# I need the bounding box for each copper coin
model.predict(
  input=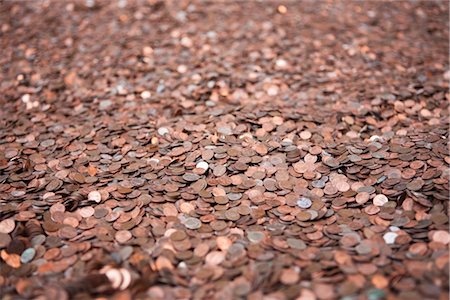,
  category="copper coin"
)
[355,192,370,204]
[0,219,15,234]
[373,194,388,206]
[115,230,132,244]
